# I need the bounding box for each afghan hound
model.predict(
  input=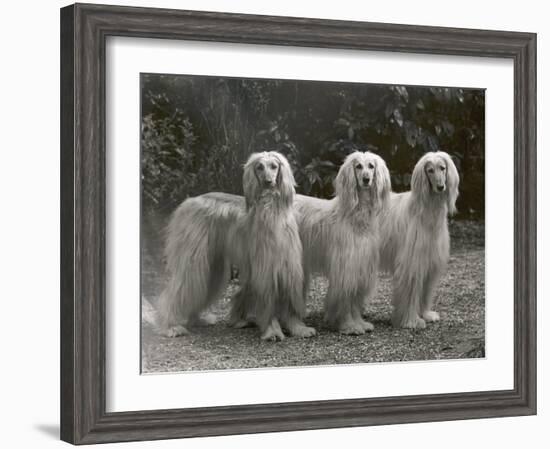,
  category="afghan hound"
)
[157,151,314,341]
[379,151,459,329]
[295,151,391,334]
